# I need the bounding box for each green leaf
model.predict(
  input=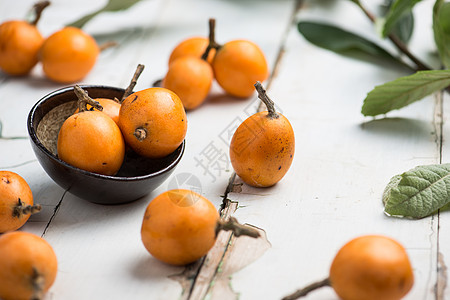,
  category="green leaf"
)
[382,0,422,38]
[433,0,450,68]
[361,69,450,116]
[380,0,414,44]
[297,21,406,68]
[391,11,414,44]
[66,0,144,28]
[383,164,450,218]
